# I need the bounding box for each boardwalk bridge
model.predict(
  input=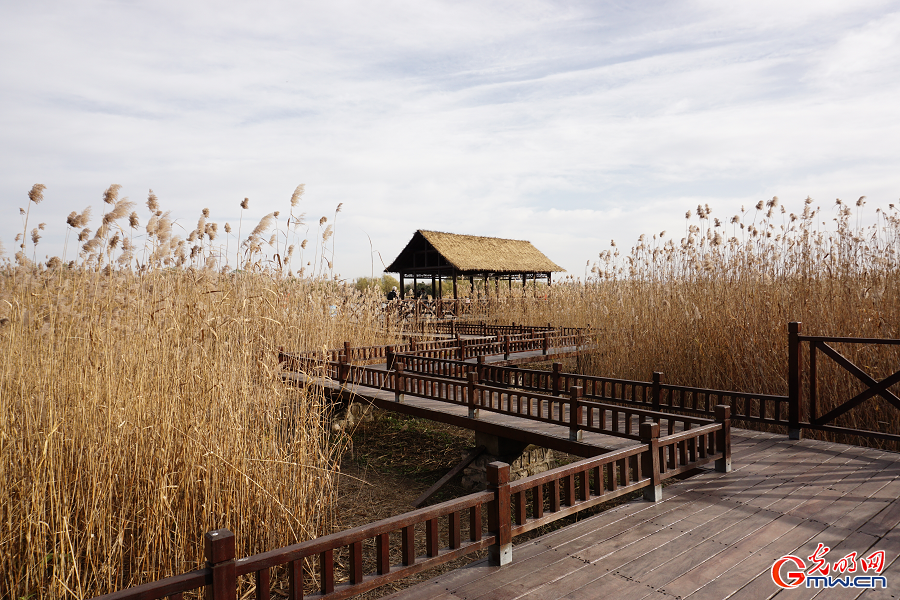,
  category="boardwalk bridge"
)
[94,322,900,600]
